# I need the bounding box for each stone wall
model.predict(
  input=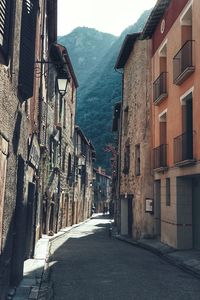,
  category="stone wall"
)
[120,39,154,239]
